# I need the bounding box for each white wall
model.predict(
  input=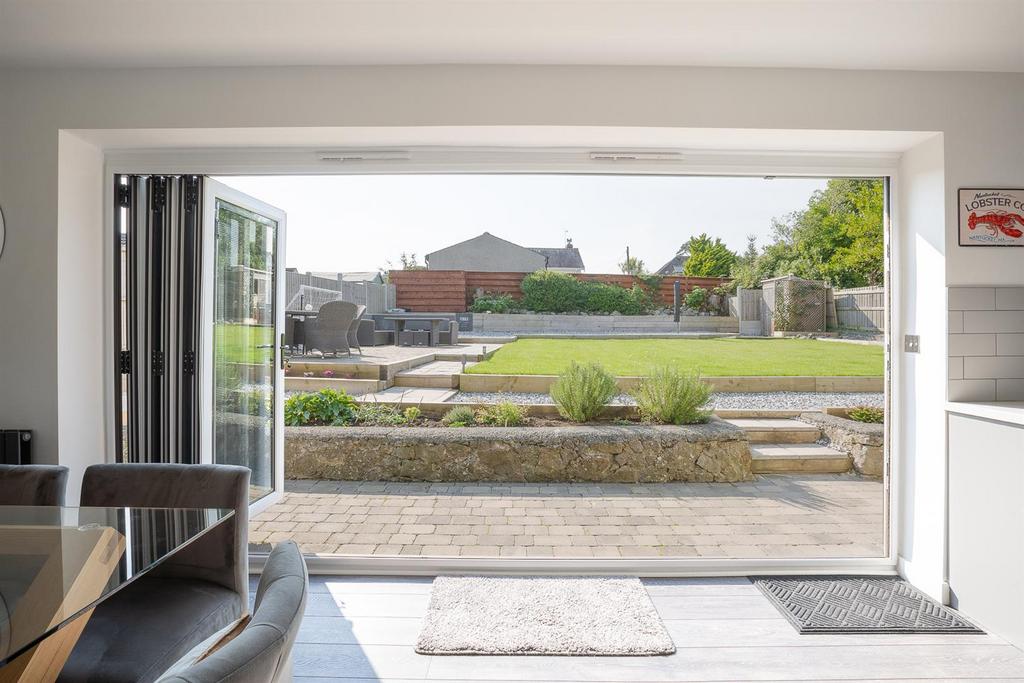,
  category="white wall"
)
[55,131,106,504]
[1,65,1023,594]
[895,134,948,597]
